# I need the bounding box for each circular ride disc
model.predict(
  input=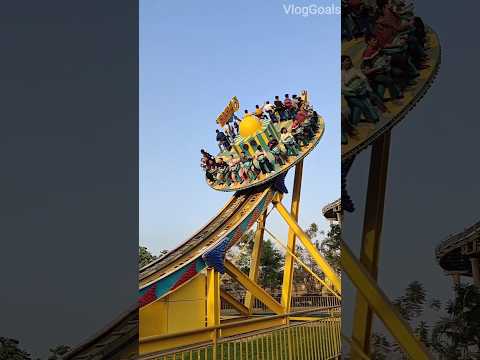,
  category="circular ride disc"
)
[341,27,441,161]
[208,115,325,192]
